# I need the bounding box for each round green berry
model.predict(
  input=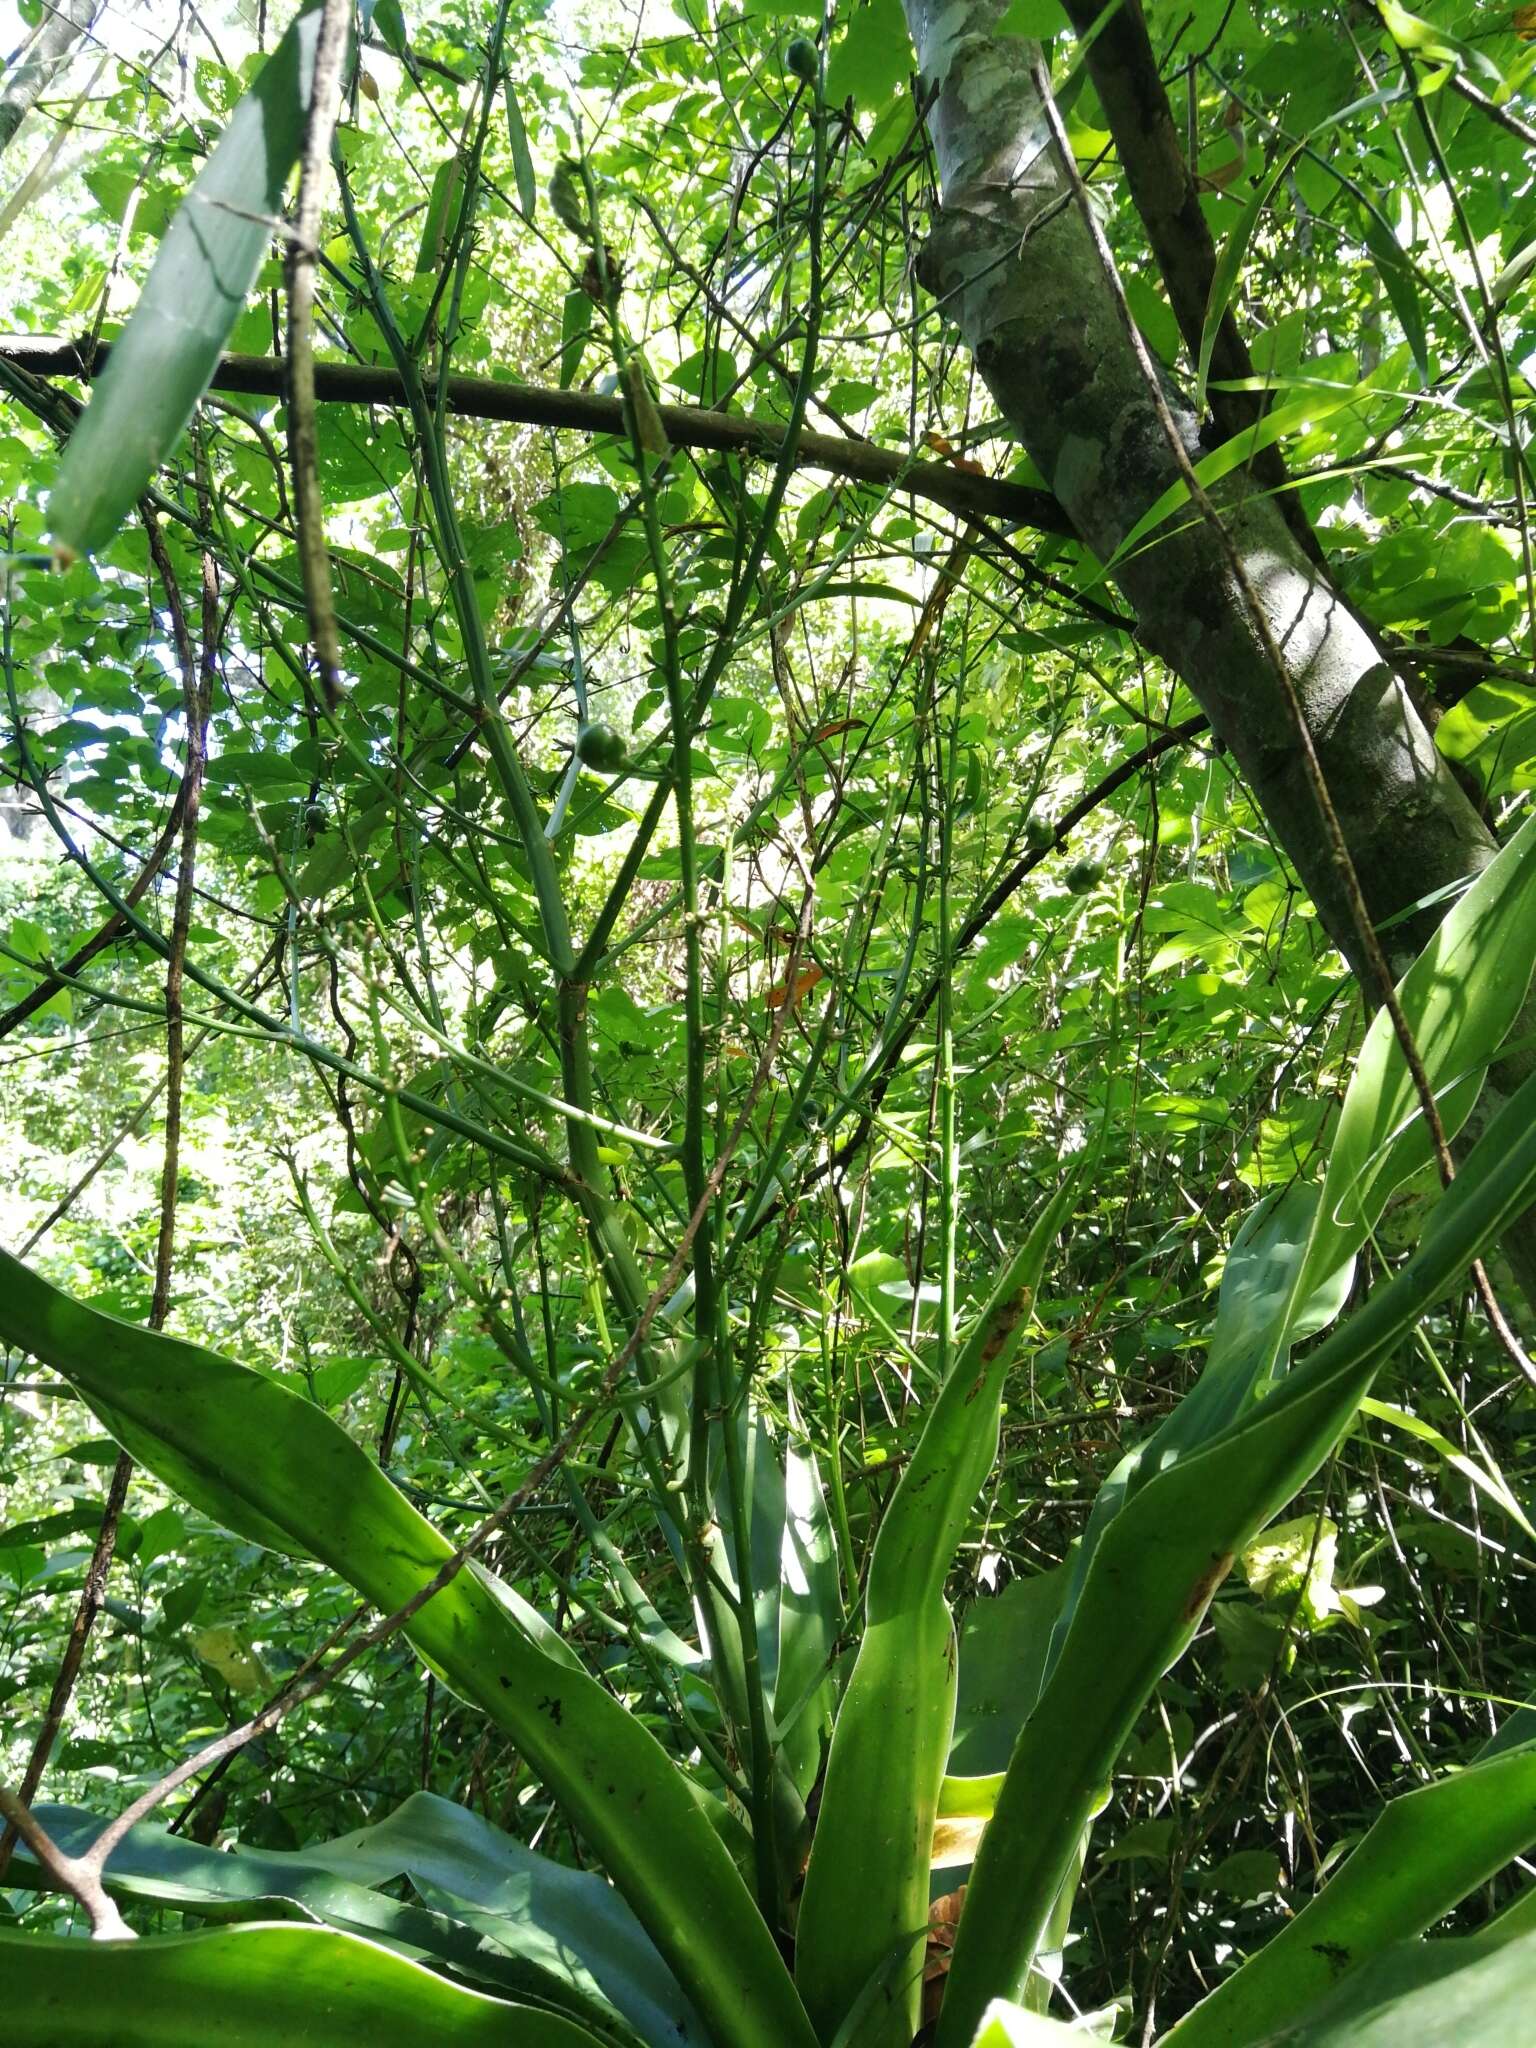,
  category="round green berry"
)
[575,721,627,773]
[1065,856,1105,895]
[786,35,818,83]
